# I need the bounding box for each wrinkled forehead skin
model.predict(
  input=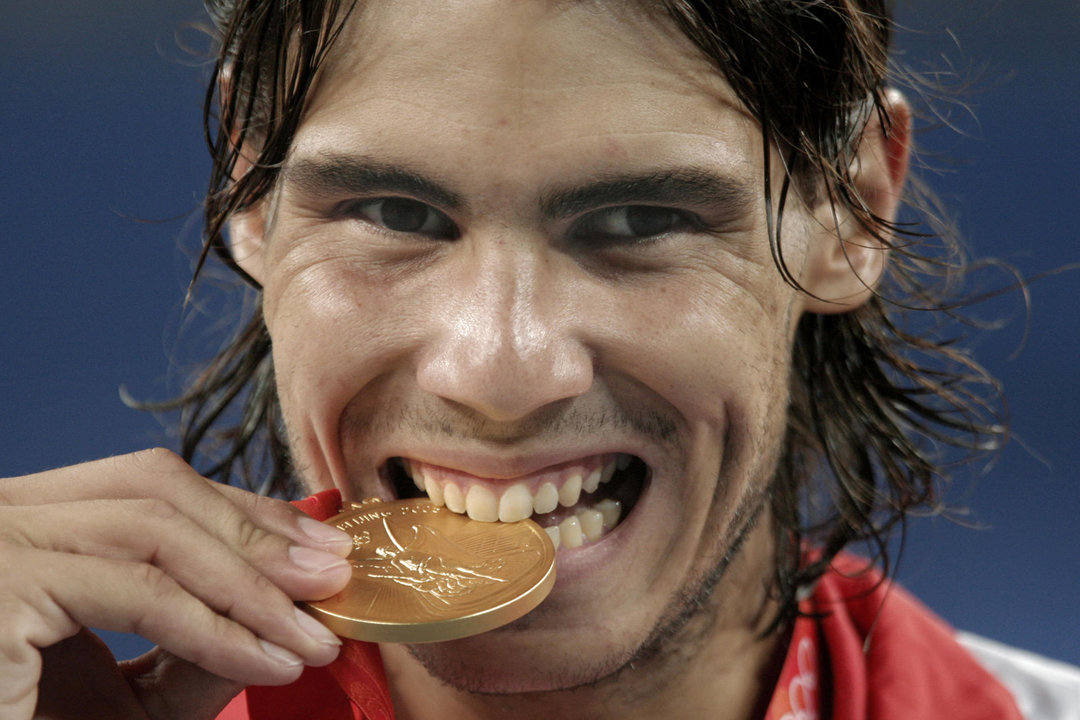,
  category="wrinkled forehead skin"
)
[294,0,761,172]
